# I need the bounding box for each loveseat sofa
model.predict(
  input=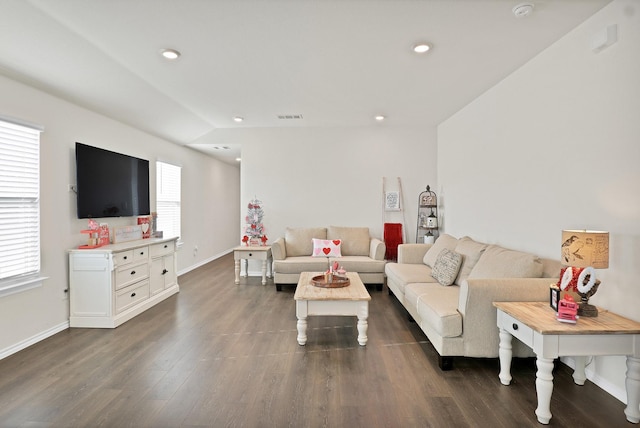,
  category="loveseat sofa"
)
[385,234,561,370]
[272,226,386,291]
